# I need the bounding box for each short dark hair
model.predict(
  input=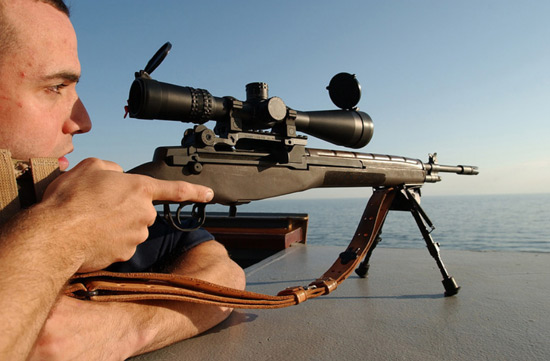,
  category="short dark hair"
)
[39,0,70,16]
[0,1,69,64]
